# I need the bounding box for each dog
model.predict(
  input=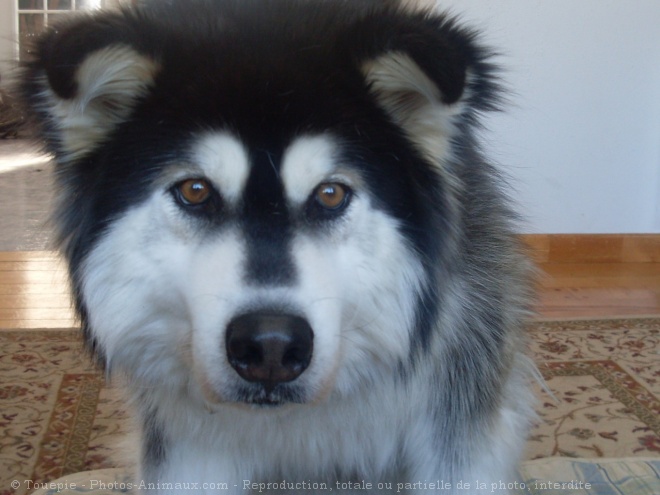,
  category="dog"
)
[19,1,536,493]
